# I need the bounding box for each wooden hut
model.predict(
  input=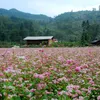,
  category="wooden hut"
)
[91,40,100,45]
[23,36,55,46]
